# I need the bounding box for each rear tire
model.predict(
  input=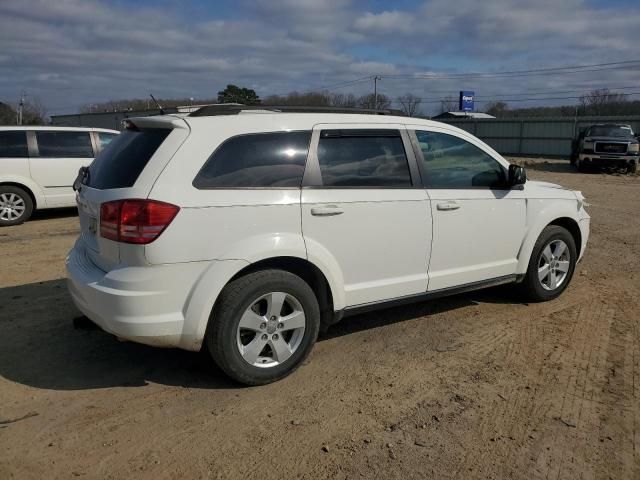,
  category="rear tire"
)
[519,226,577,302]
[0,186,33,226]
[206,269,320,385]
